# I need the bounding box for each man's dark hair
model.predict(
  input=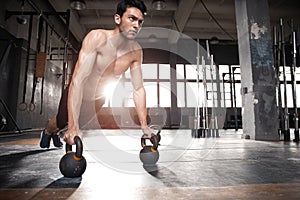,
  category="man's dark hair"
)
[116,0,147,17]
